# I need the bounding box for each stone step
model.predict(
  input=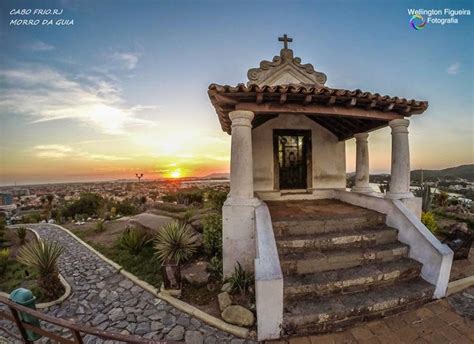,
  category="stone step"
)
[276,226,398,253]
[284,258,422,298]
[283,278,434,336]
[280,242,409,275]
[272,213,386,236]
